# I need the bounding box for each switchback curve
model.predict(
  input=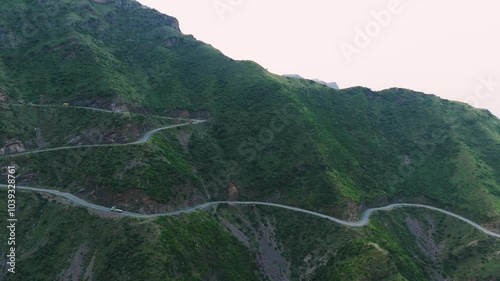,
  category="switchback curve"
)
[1,185,499,239]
